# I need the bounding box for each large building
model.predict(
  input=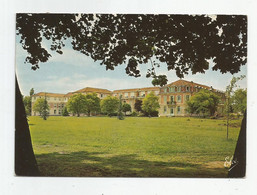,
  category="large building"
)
[31,79,225,117]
